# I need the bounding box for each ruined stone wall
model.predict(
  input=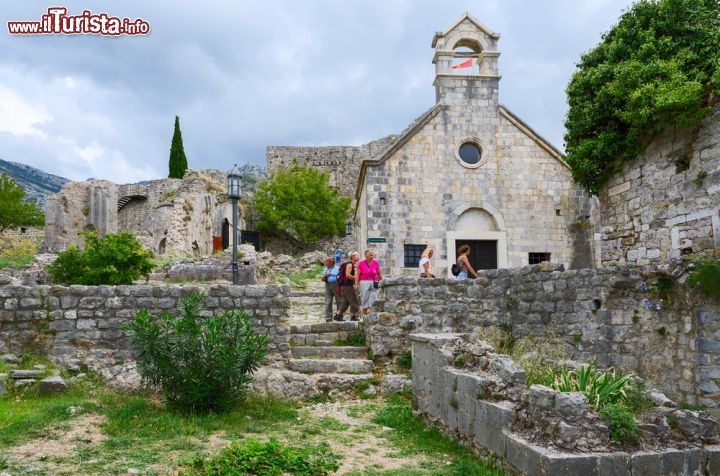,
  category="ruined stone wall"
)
[366,263,720,406]
[412,333,720,475]
[0,284,291,366]
[600,105,720,265]
[266,136,396,198]
[44,170,236,256]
